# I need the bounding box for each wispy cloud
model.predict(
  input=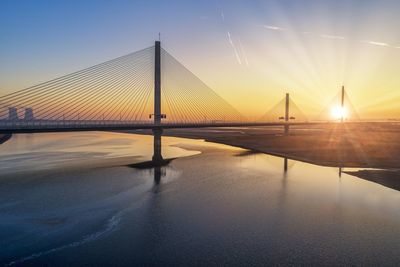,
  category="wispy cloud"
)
[319,34,345,40]
[227,31,242,65]
[362,40,390,47]
[258,24,396,49]
[261,25,345,40]
[262,25,285,31]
